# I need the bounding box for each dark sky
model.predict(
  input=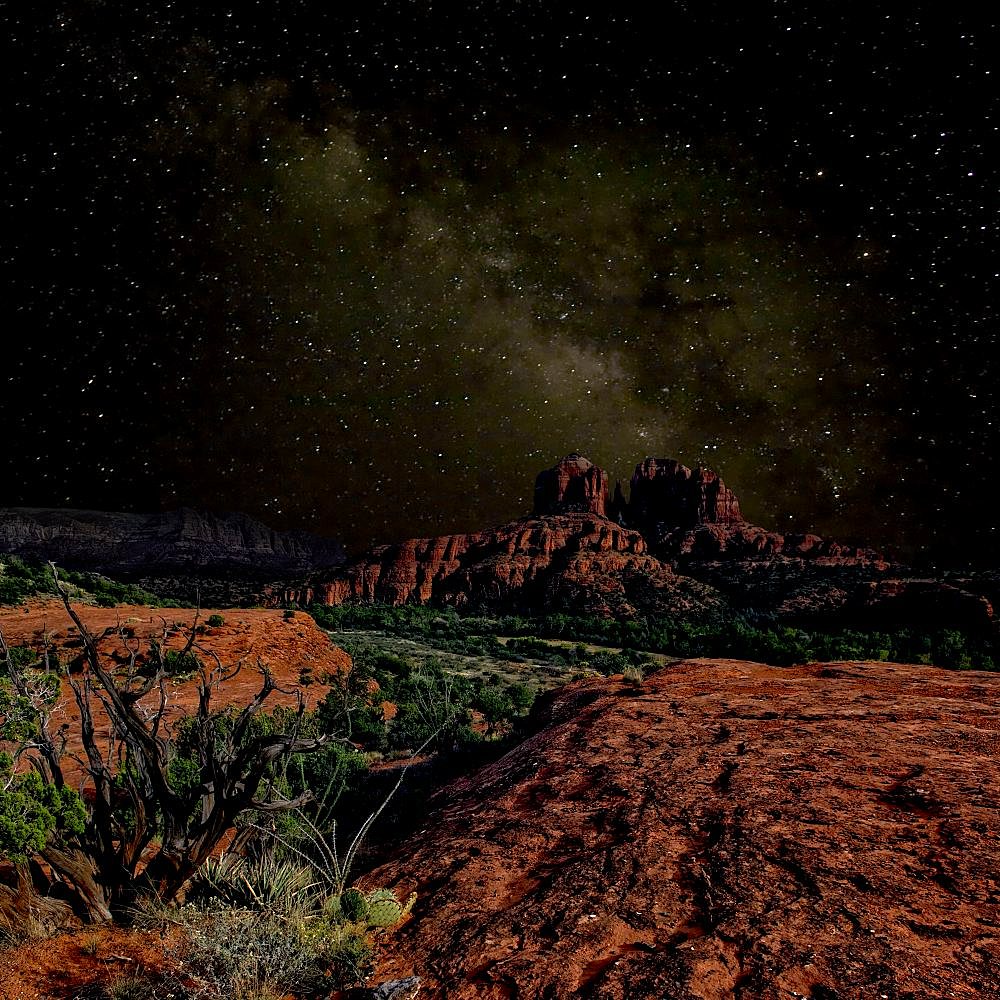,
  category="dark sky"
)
[2,4,997,564]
